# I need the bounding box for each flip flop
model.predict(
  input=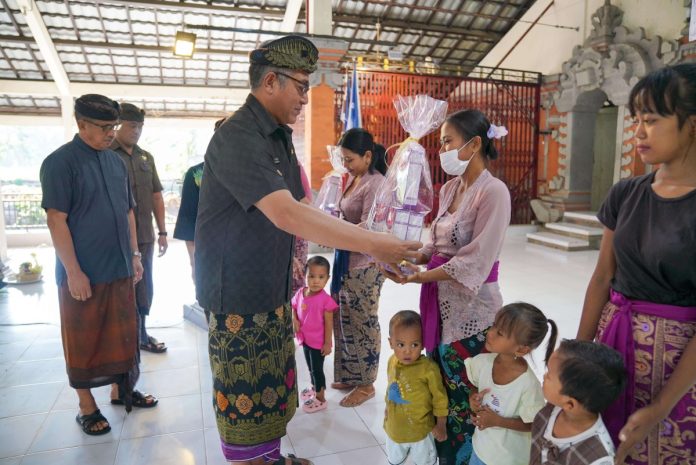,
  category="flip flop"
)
[302,398,327,414]
[339,387,375,407]
[75,409,111,436]
[111,390,158,408]
[140,336,167,353]
[300,387,315,402]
